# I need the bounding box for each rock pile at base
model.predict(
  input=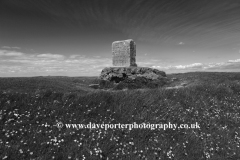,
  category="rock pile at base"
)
[100,67,166,82]
[99,67,167,89]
